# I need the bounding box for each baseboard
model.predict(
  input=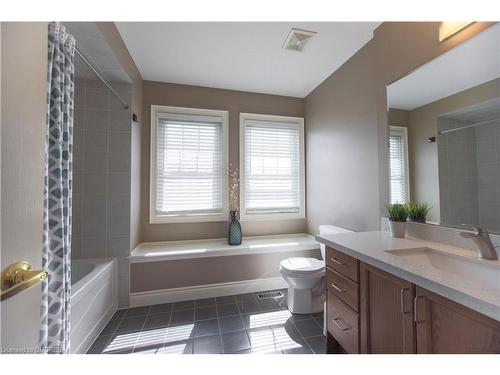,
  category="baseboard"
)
[129,277,288,307]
